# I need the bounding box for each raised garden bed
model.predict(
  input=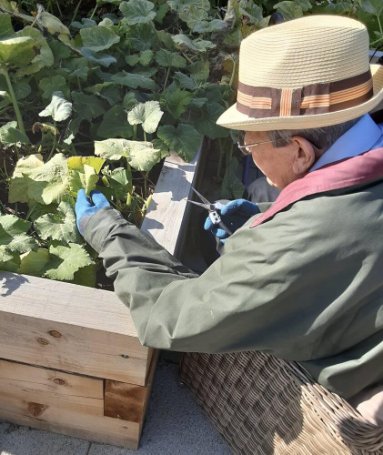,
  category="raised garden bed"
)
[0,148,201,448]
